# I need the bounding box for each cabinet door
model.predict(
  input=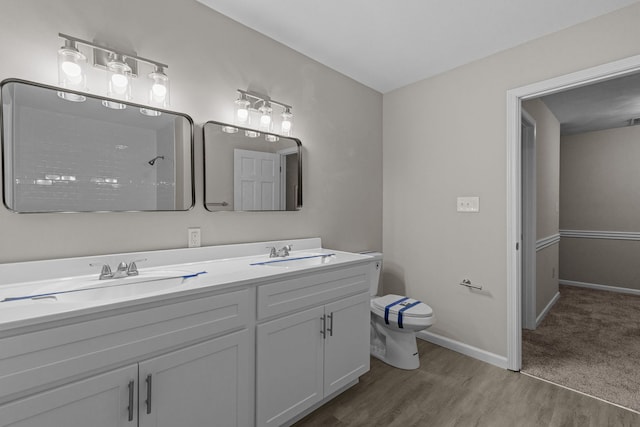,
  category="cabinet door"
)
[0,364,137,427]
[324,292,371,396]
[256,306,325,427]
[139,330,251,427]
